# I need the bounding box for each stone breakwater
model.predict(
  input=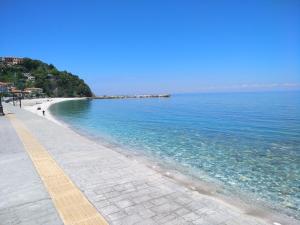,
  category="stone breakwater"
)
[92,94,171,99]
